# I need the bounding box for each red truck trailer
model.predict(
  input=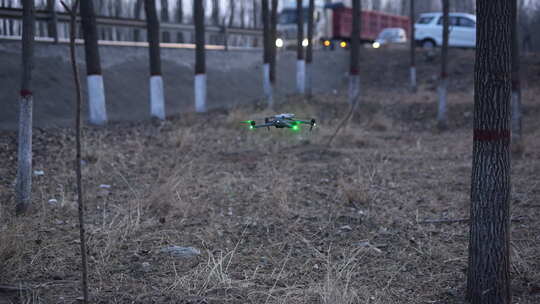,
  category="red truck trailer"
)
[276,2,409,49]
[322,4,410,47]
